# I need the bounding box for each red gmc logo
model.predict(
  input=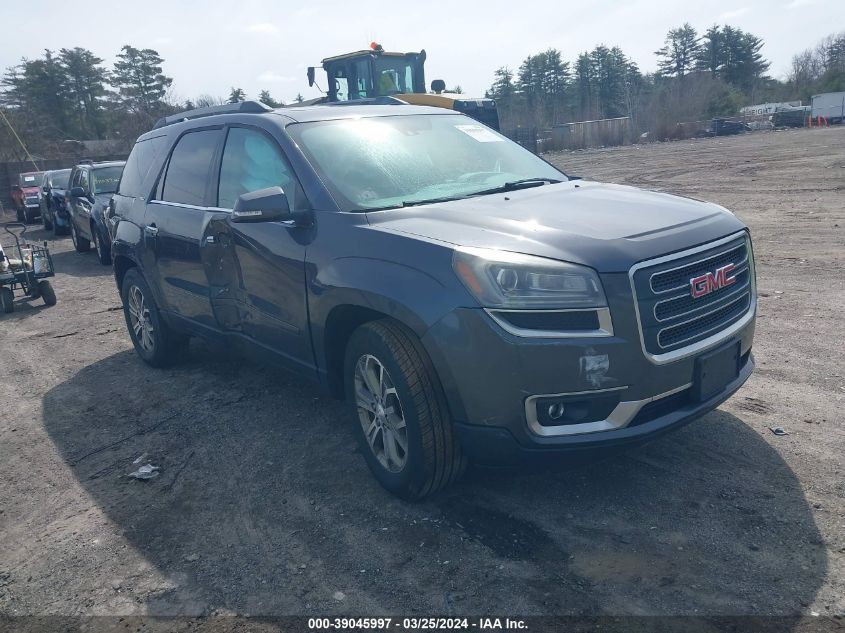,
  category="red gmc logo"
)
[690,263,737,298]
